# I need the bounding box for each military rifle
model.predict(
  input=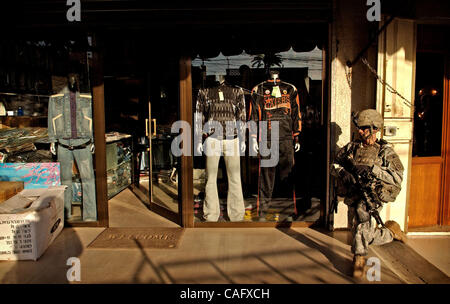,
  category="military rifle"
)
[341,153,385,228]
[327,178,338,231]
[343,111,385,227]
